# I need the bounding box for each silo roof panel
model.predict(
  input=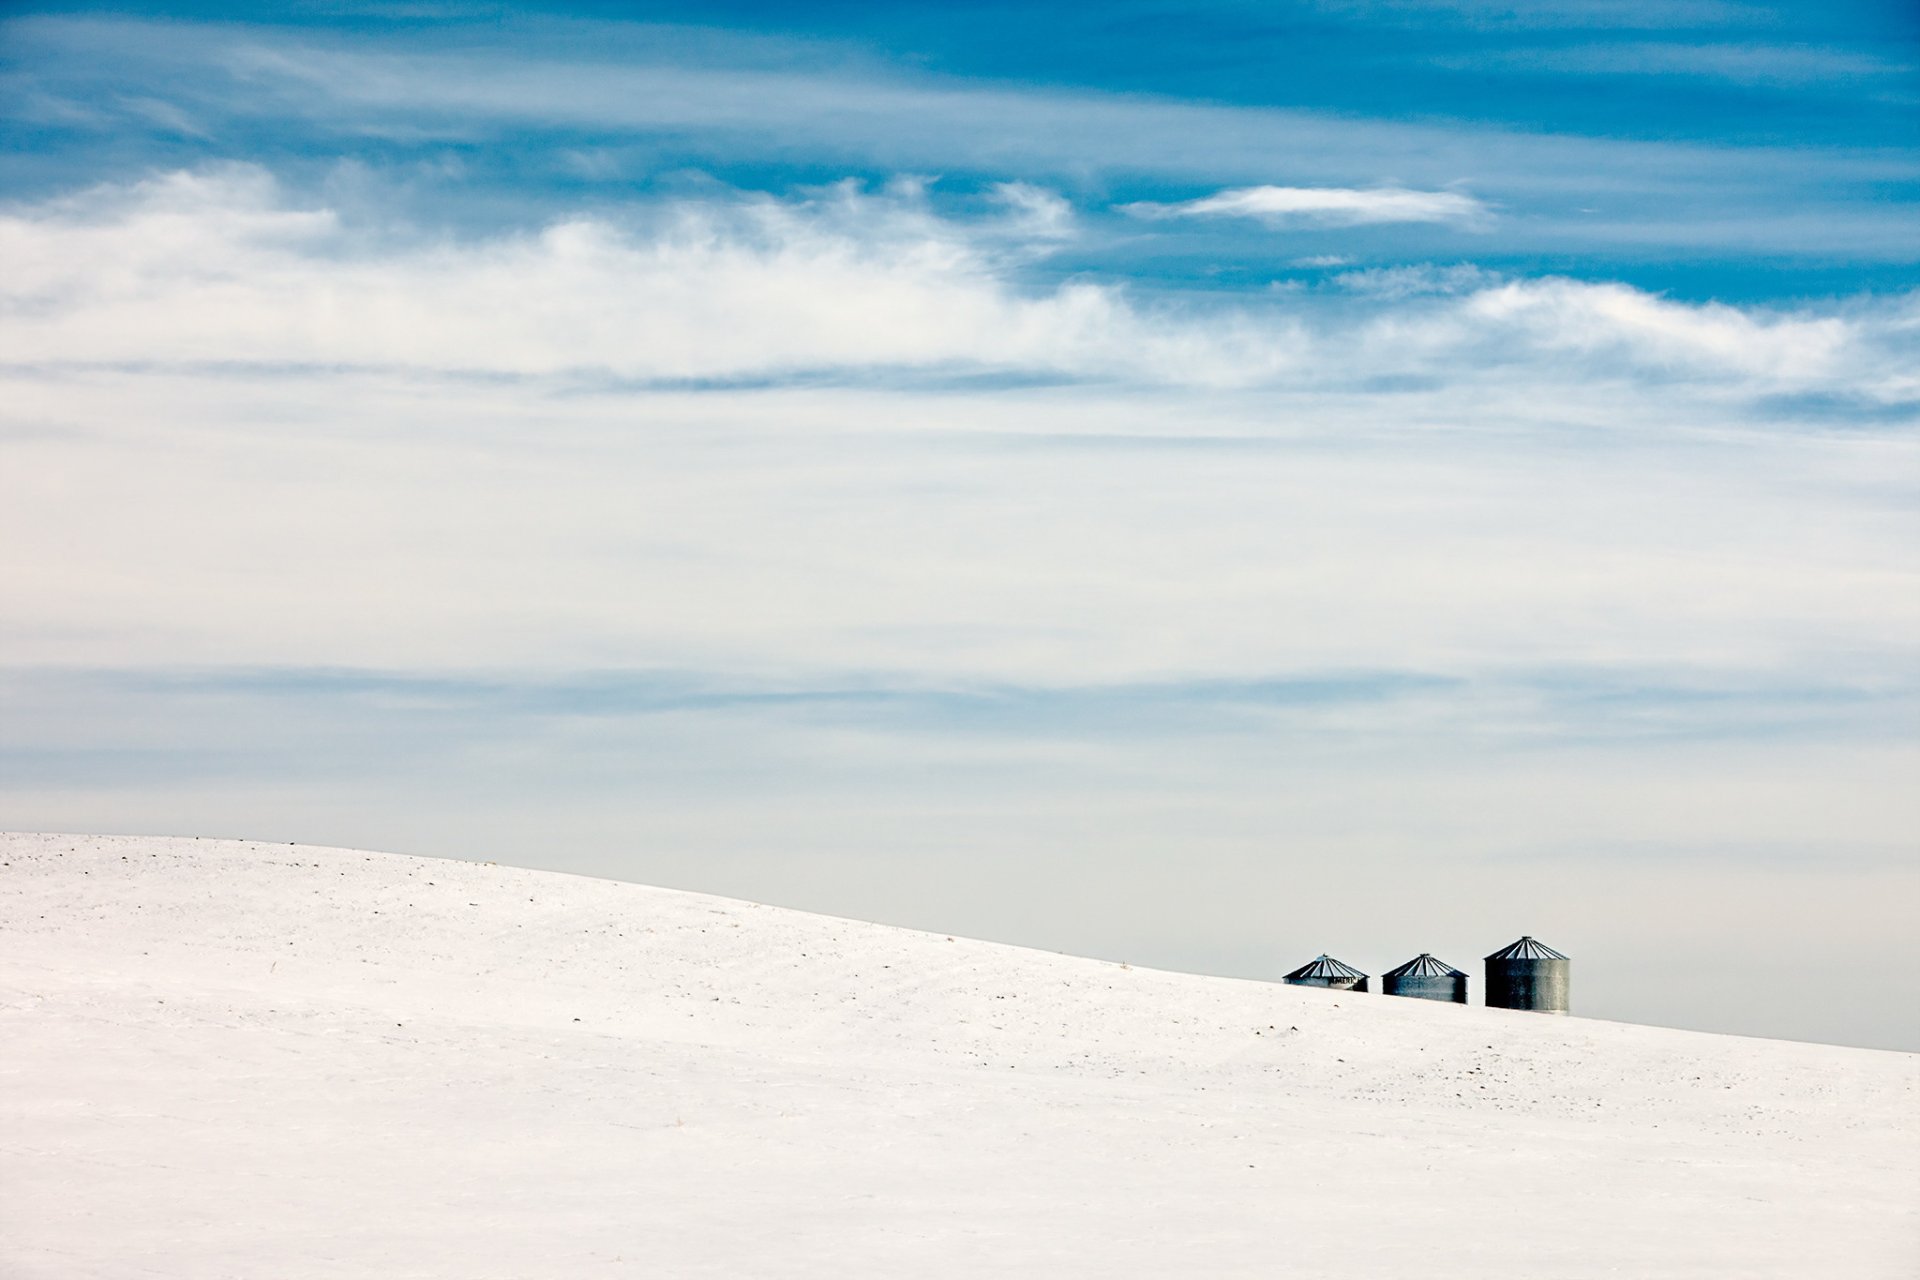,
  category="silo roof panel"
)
[1282,954,1367,982]
[1485,936,1568,961]
[1382,953,1464,978]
